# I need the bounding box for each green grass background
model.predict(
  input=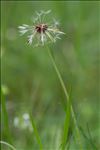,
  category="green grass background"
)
[1,1,100,150]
